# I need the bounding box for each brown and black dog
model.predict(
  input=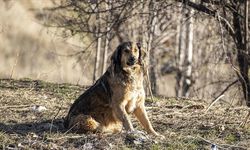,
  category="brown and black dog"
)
[64,42,162,137]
